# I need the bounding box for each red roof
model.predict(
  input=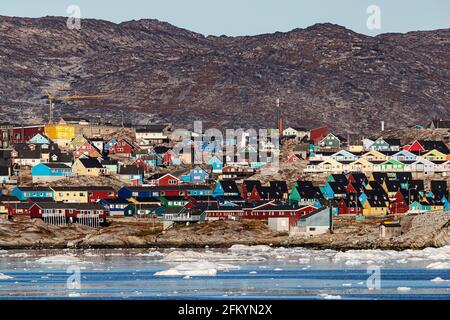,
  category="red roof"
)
[310,127,328,144]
